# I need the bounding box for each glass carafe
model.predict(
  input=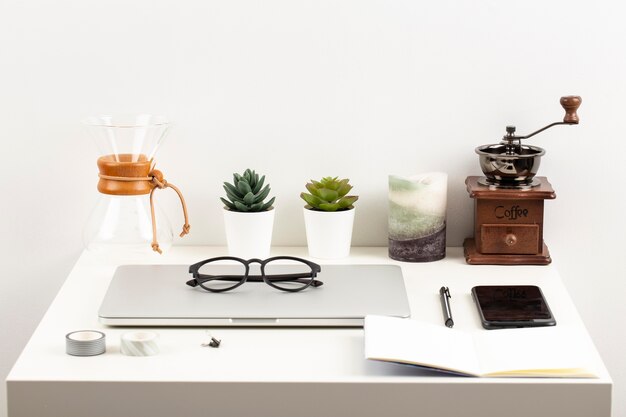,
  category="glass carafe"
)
[83,115,176,255]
